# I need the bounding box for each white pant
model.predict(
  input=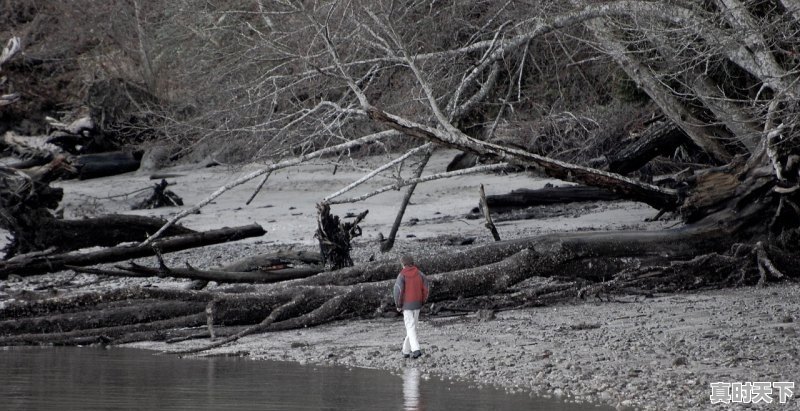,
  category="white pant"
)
[402,309,420,354]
